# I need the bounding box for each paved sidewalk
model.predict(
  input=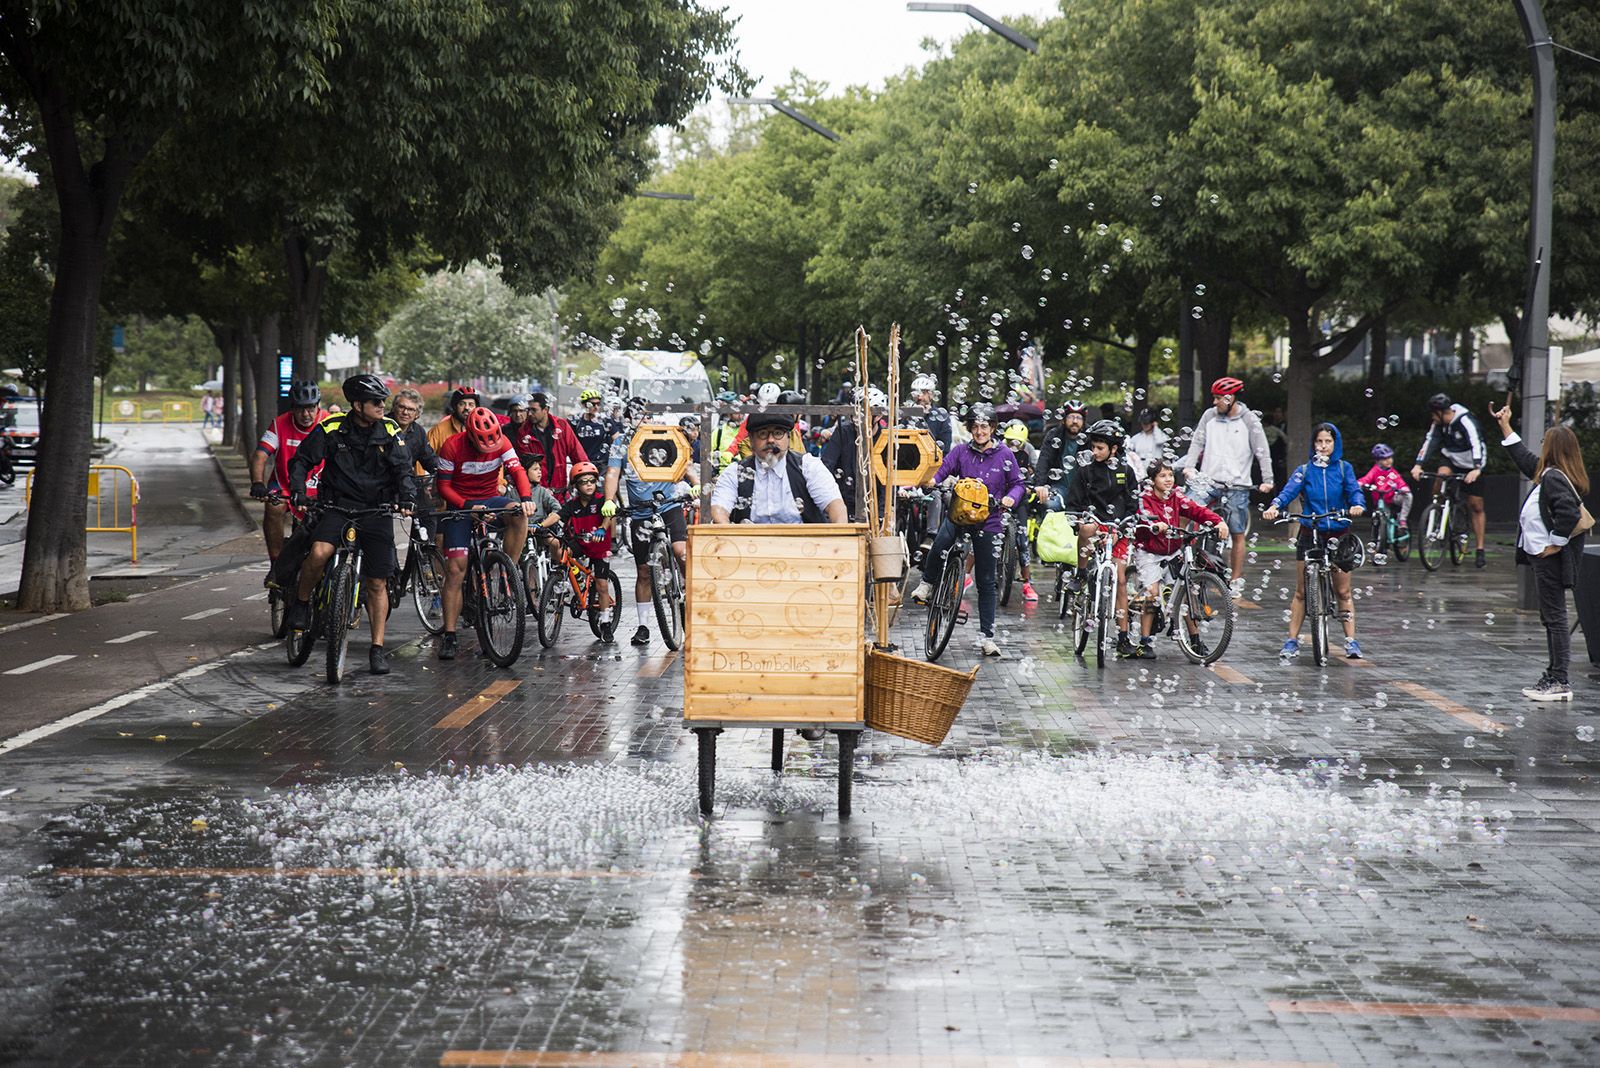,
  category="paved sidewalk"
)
[0,548,1596,1067]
